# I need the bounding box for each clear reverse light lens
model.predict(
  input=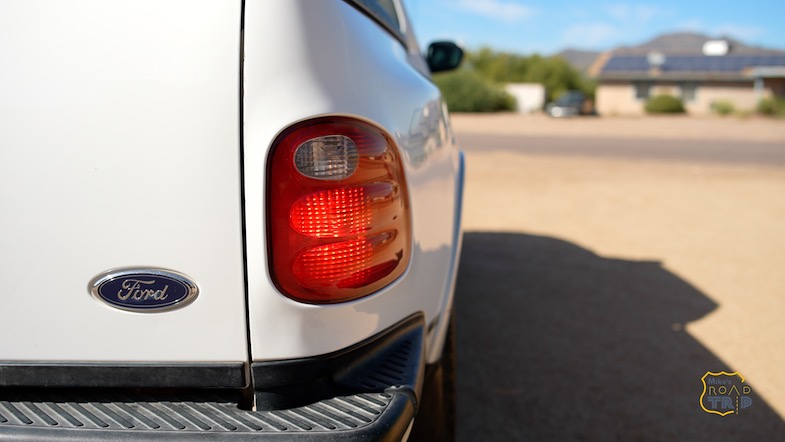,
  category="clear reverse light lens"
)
[294,135,358,180]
